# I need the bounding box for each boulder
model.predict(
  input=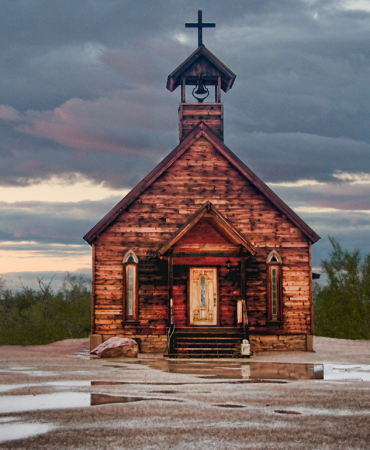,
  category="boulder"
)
[90,337,139,358]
